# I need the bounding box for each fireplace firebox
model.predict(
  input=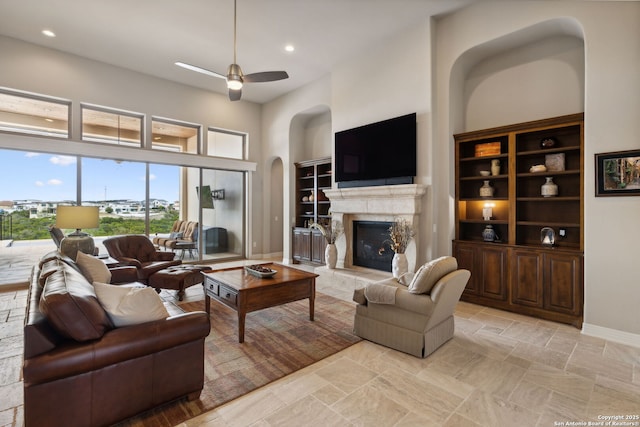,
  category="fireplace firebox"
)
[353,221,393,272]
